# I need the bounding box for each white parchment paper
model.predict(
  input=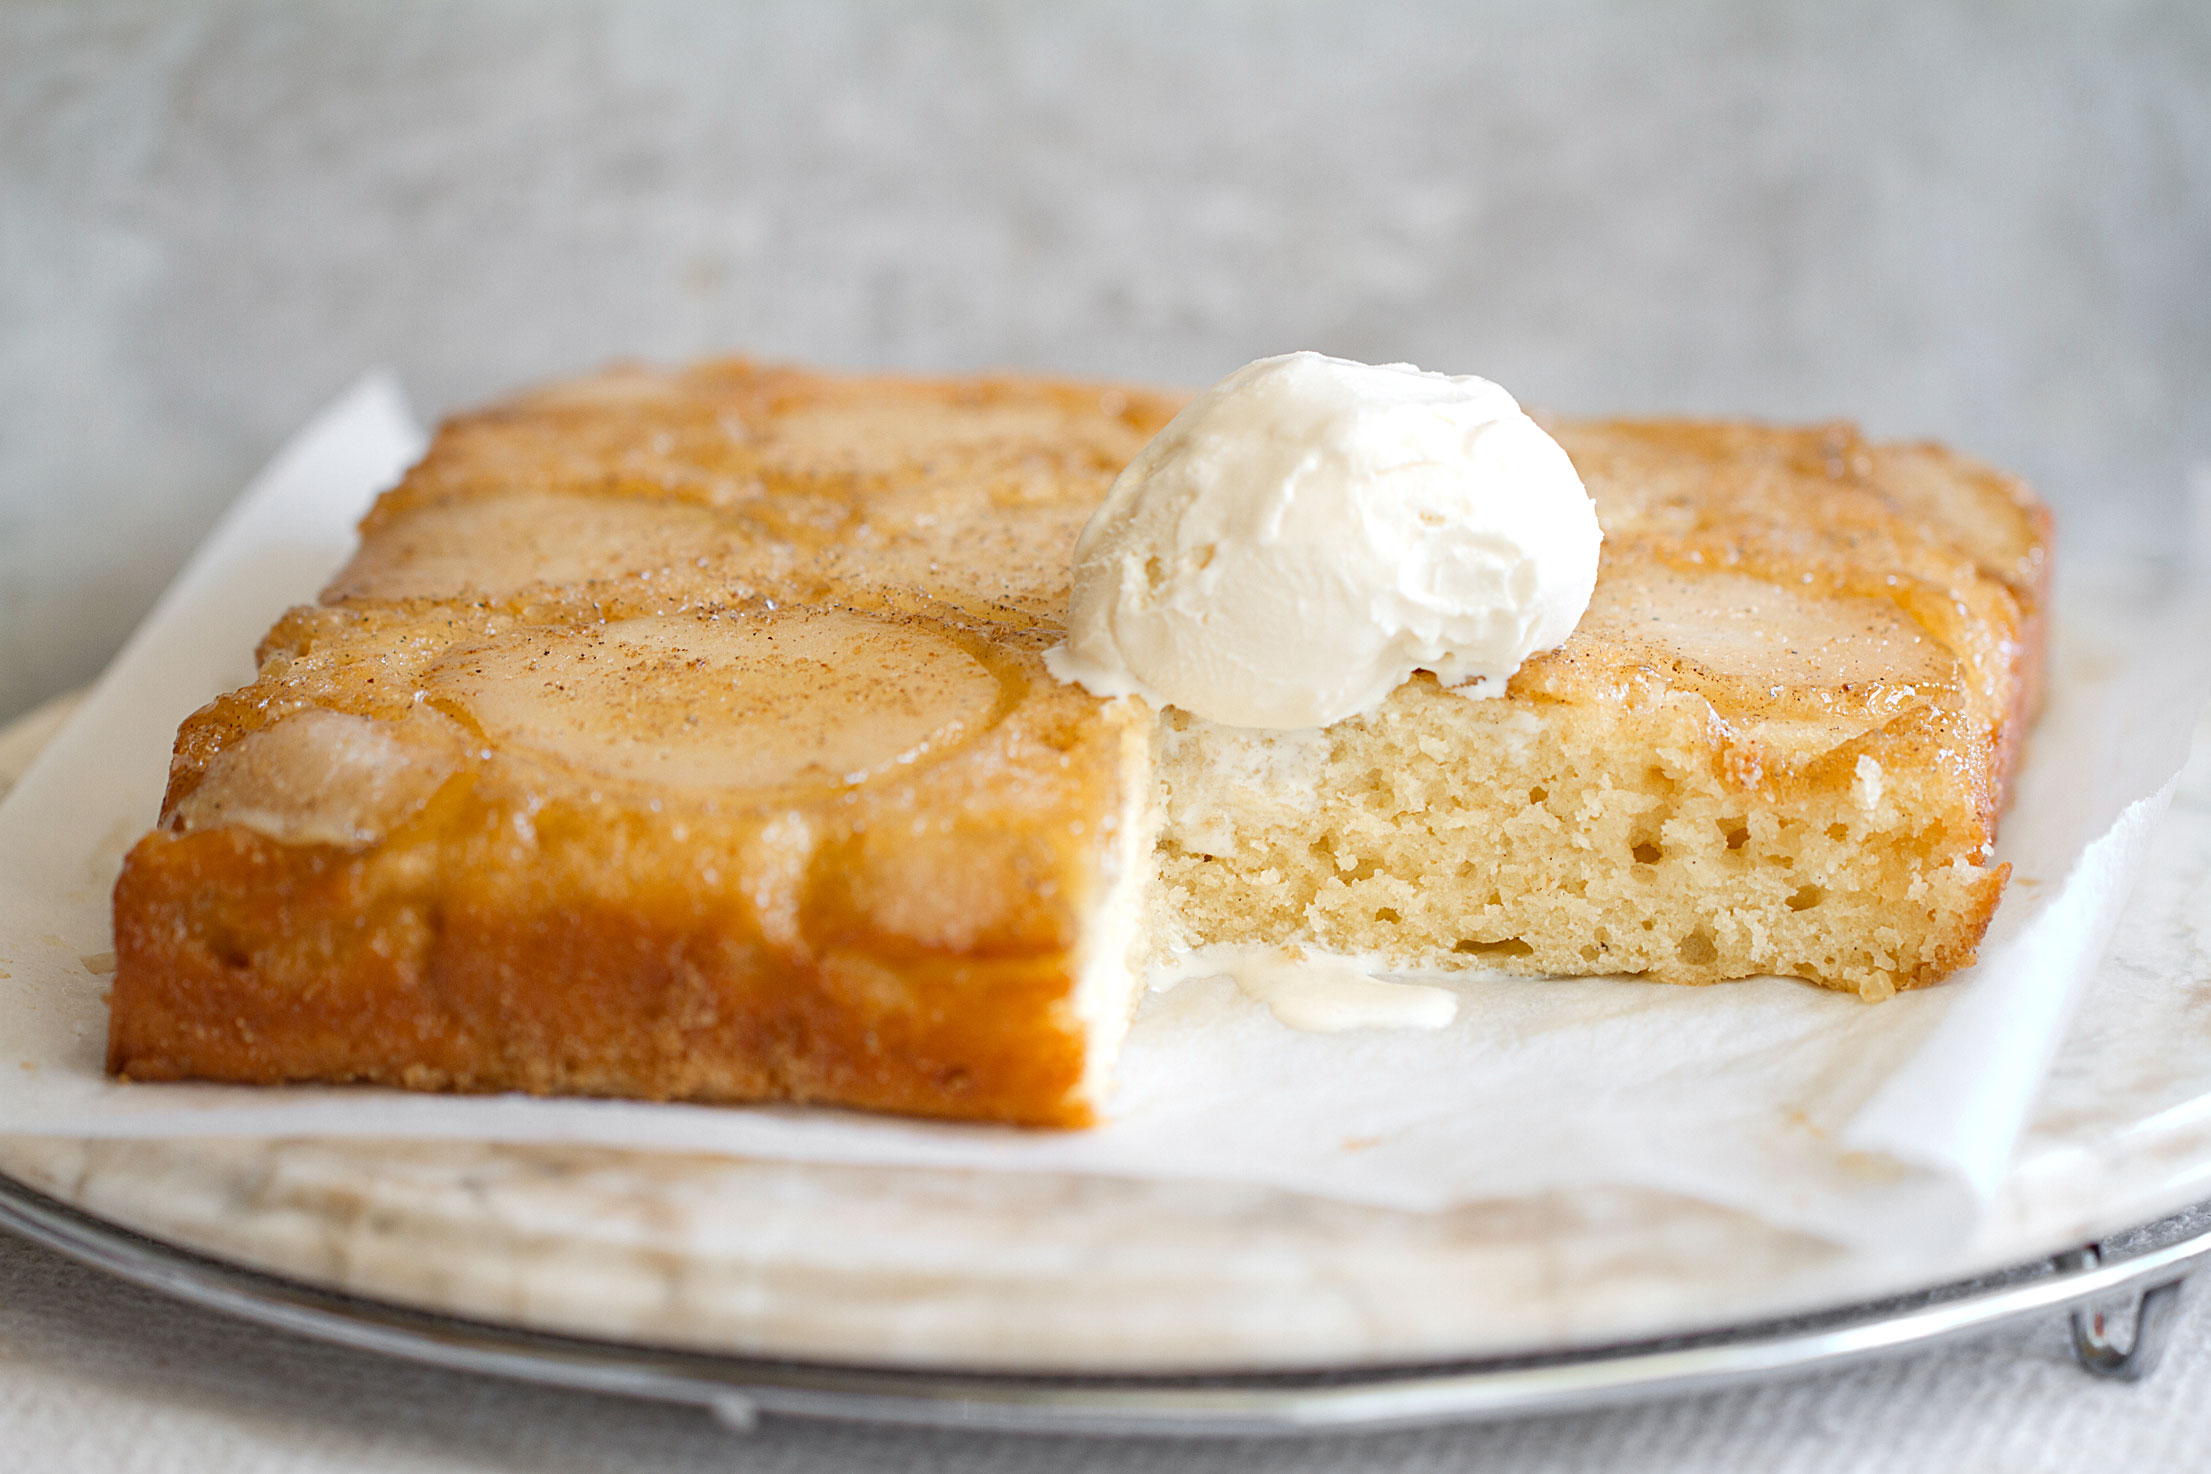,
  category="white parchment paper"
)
[2,377,2205,1254]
